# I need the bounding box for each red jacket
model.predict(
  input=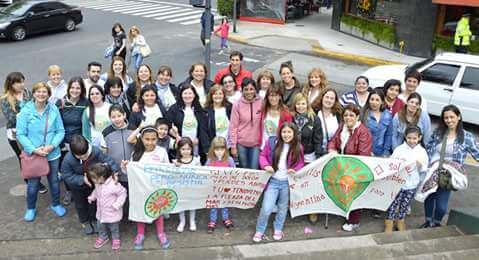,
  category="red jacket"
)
[258,107,293,145]
[384,98,404,117]
[214,22,230,38]
[328,123,372,156]
[214,65,253,90]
